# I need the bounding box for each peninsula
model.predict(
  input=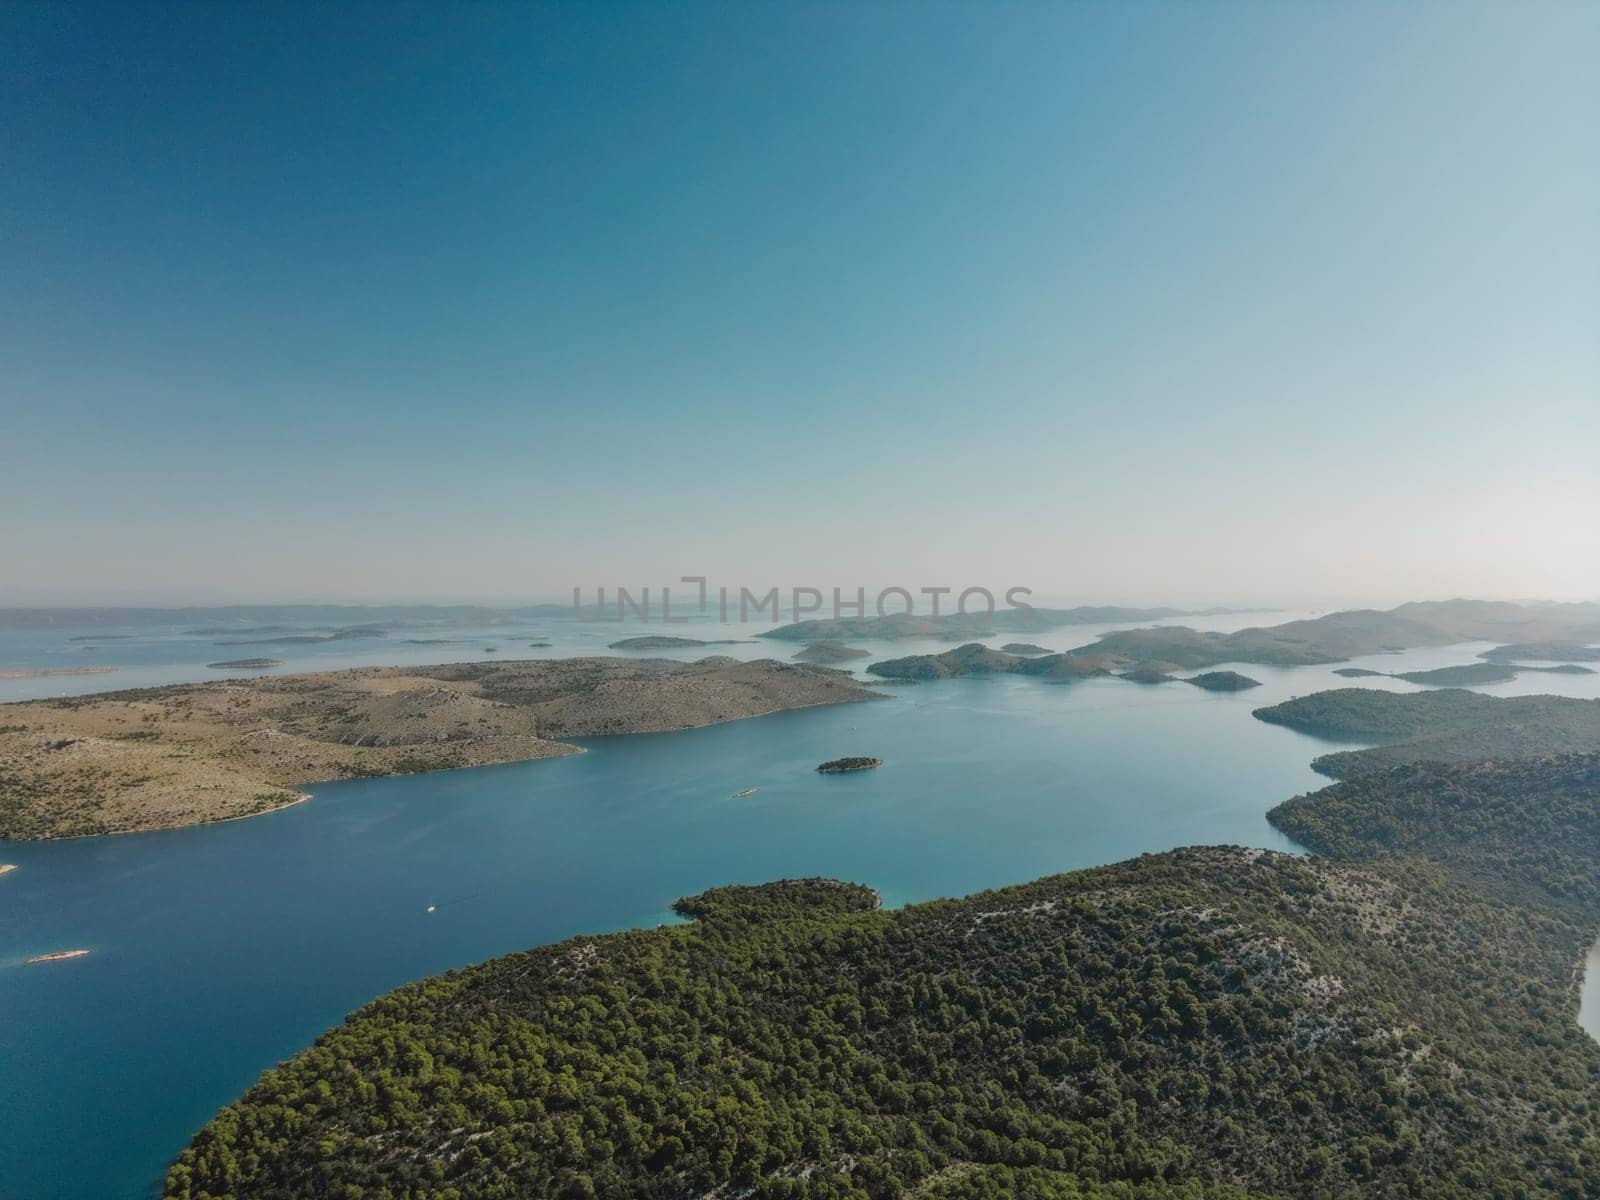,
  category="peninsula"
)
[1479,640,1600,664]
[0,658,882,840]
[1252,687,1600,778]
